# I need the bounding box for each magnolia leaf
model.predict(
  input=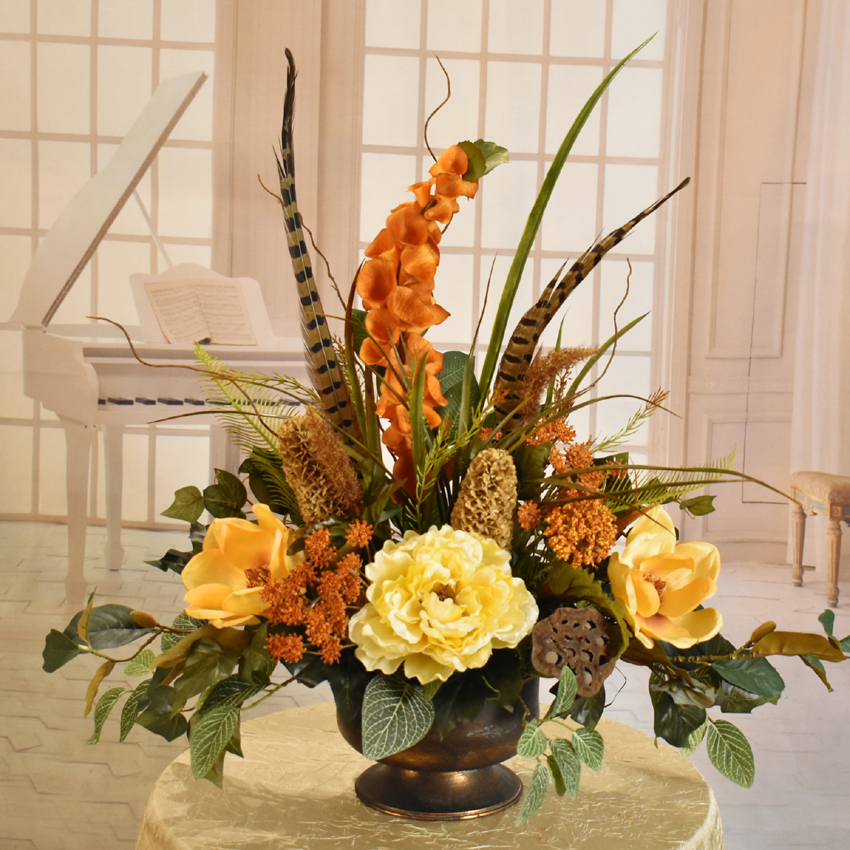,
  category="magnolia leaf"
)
[120,679,151,741]
[190,703,240,780]
[77,590,96,643]
[42,629,84,672]
[161,485,204,523]
[749,621,777,644]
[680,719,708,757]
[751,631,846,662]
[517,719,549,758]
[125,649,156,678]
[712,657,784,703]
[568,686,606,731]
[818,610,835,637]
[550,738,581,799]
[571,727,604,771]
[361,674,435,761]
[172,638,241,704]
[135,685,188,742]
[706,719,755,788]
[516,763,550,826]
[64,604,155,651]
[547,665,578,719]
[653,691,706,748]
[801,654,833,691]
[87,687,125,745]
[85,660,116,717]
